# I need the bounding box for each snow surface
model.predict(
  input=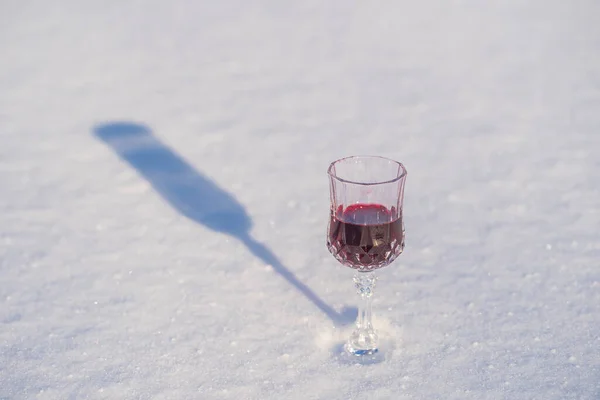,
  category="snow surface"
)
[1,0,600,398]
